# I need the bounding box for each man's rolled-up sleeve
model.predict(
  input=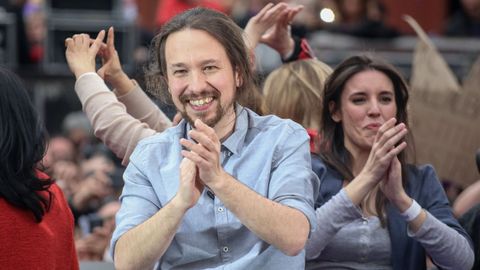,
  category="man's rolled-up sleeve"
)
[110,146,162,259]
[269,127,320,235]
